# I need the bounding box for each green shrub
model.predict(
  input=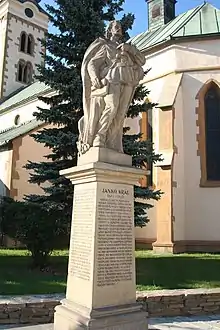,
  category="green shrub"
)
[0,197,65,268]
